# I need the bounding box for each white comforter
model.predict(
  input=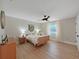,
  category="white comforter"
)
[26,35,38,45]
[26,34,48,45]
